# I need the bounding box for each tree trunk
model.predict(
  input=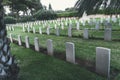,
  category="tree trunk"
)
[16,10,19,22]
[0,0,19,80]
